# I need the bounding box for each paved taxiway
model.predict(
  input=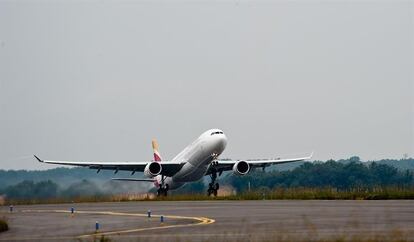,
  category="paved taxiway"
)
[1,200,414,241]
